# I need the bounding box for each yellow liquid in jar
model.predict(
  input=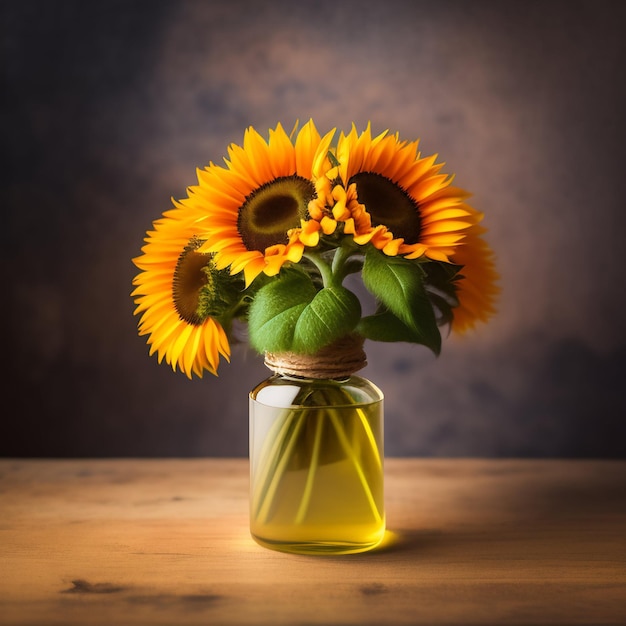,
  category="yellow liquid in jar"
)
[250,396,385,555]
